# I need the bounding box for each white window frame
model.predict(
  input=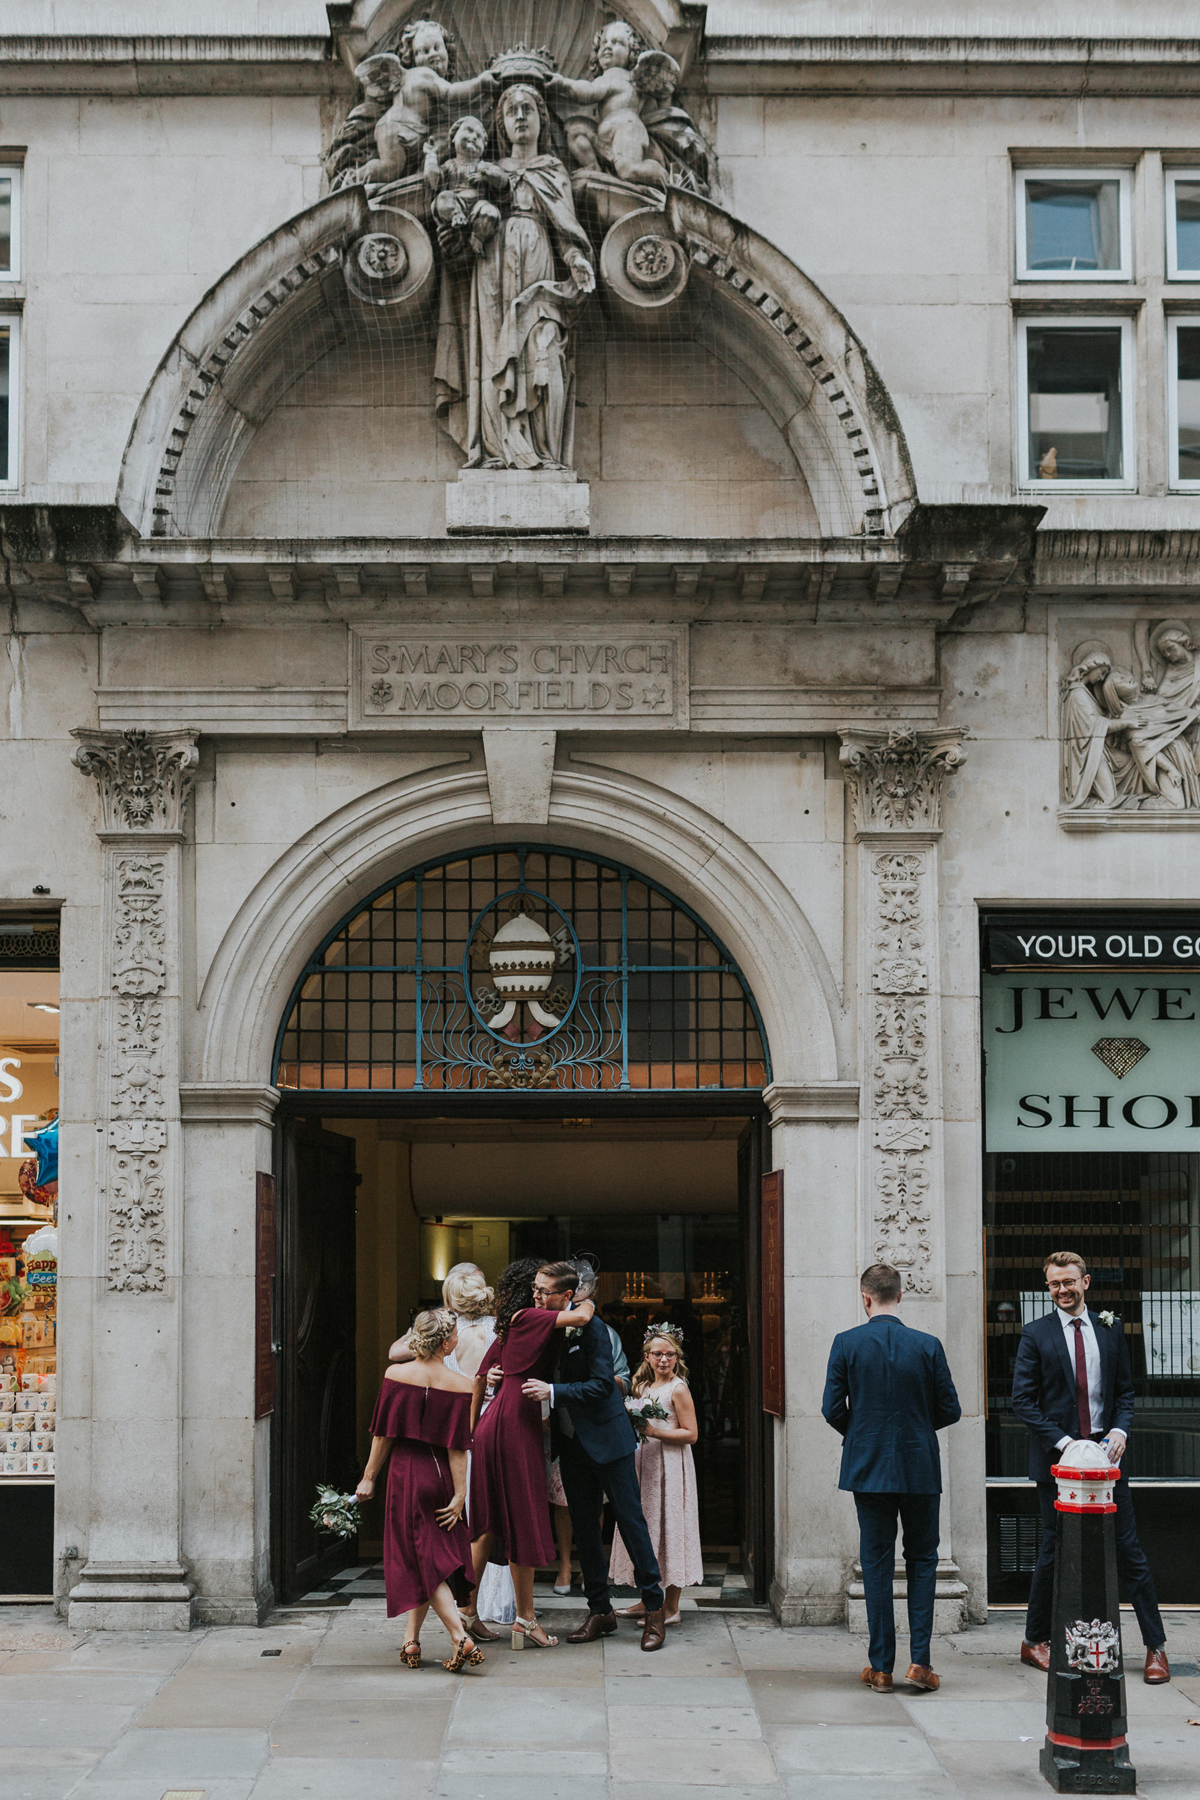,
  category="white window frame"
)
[0,165,21,281]
[1167,314,1200,490]
[0,313,20,489]
[1015,168,1132,282]
[1016,314,1136,492]
[1165,169,1200,280]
